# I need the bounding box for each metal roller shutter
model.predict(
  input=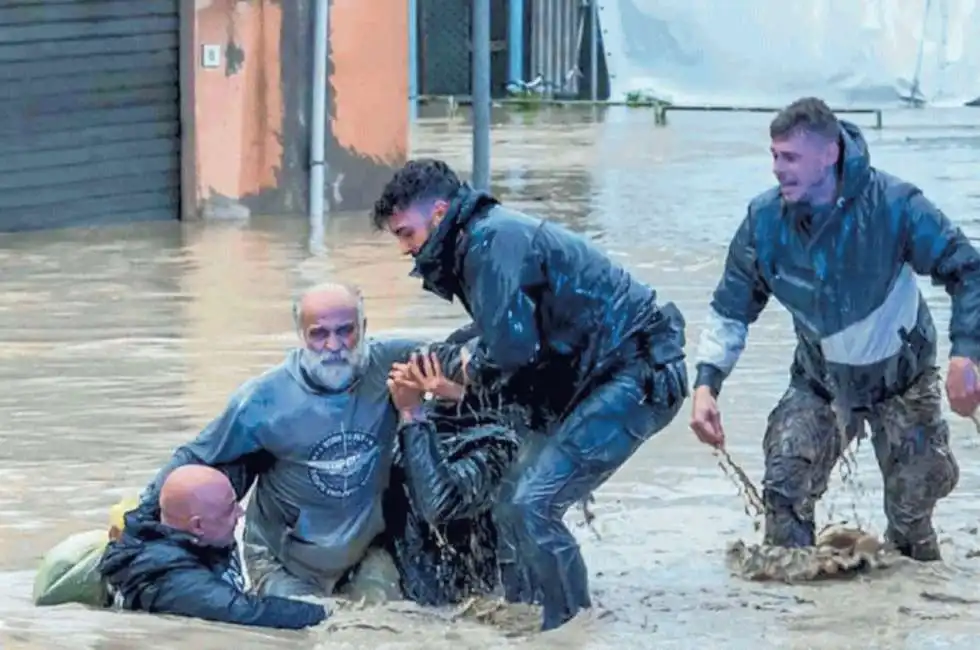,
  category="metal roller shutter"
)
[0,0,181,232]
